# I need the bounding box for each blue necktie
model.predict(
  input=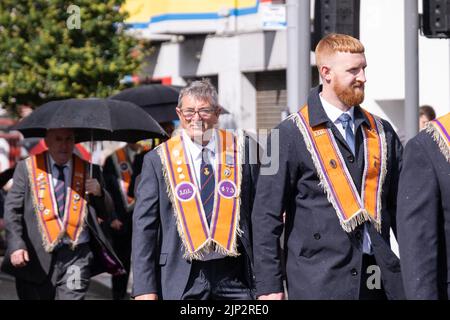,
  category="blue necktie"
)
[339,114,373,254]
[54,164,66,218]
[338,113,355,155]
[200,148,215,225]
